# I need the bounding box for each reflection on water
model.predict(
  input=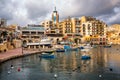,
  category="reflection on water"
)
[0,45,120,80]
